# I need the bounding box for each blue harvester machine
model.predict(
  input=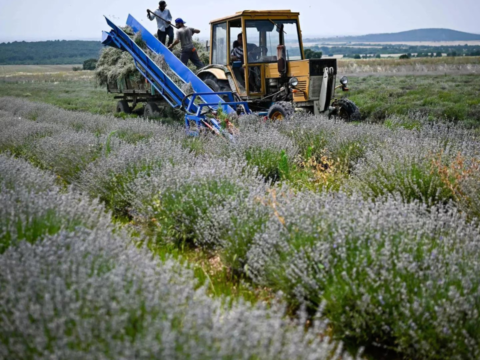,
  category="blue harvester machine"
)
[102,15,252,136]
